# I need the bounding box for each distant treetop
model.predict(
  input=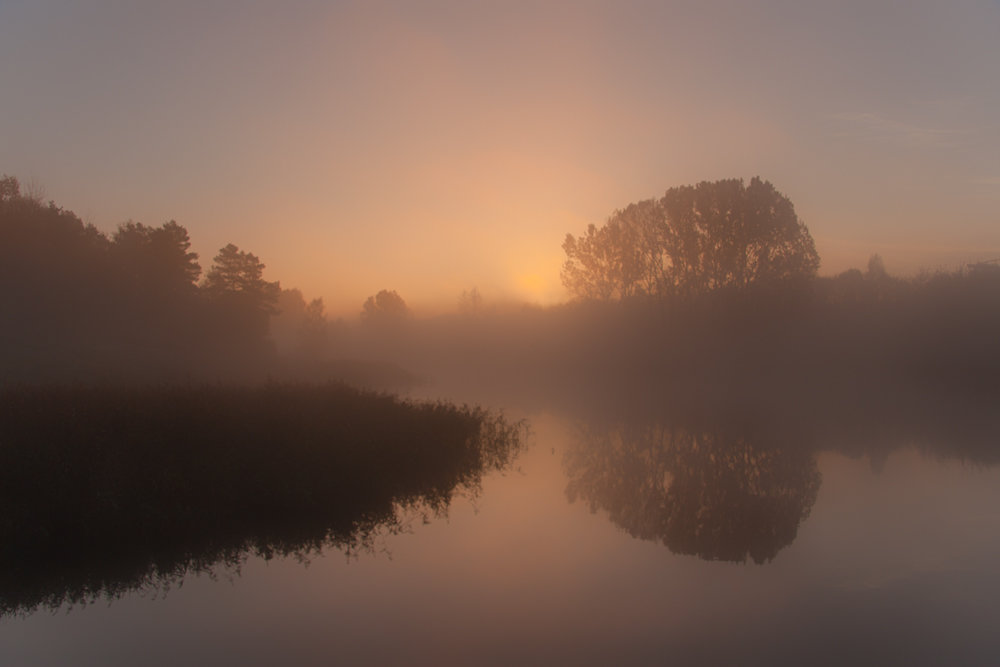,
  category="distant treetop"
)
[0,175,19,202]
[361,289,409,324]
[203,243,280,313]
[562,177,820,301]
